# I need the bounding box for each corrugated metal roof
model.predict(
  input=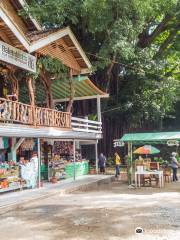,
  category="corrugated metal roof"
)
[20,76,109,104]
